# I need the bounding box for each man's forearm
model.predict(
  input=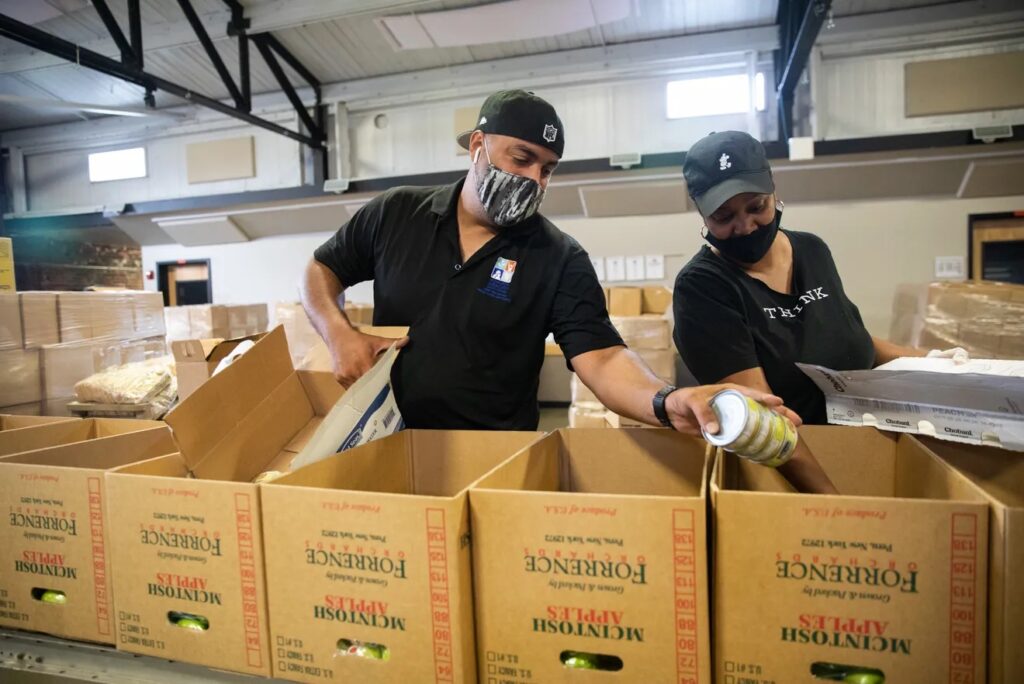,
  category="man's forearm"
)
[573,347,665,425]
[300,259,354,343]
